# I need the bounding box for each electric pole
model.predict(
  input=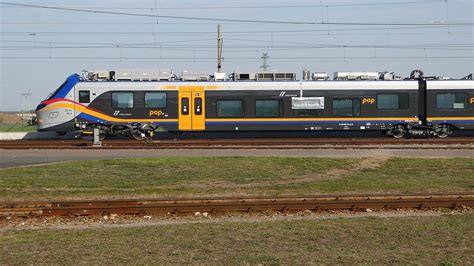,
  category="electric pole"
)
[260,52,270,71]
[217,24,223,73]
